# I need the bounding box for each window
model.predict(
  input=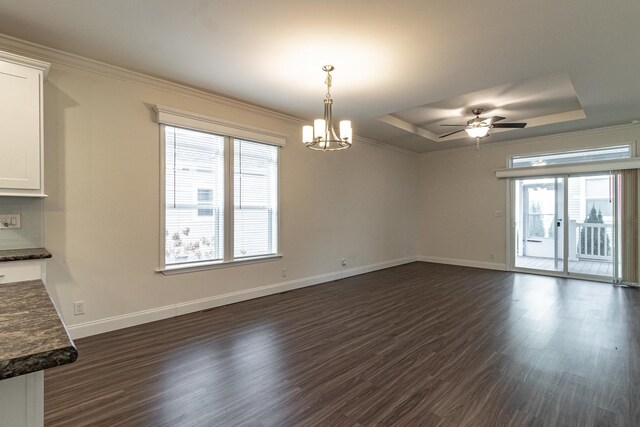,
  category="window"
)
[234,139,278,258]
[511,145,631,168]
[156,105,284,271]
[165,127,224,265]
